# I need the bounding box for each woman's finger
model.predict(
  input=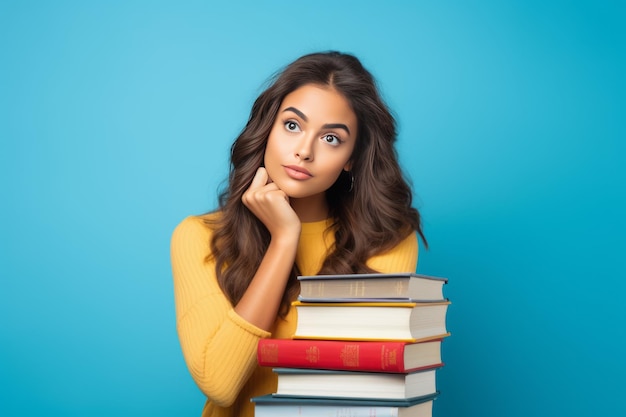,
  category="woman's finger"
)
[248,167,269,190]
